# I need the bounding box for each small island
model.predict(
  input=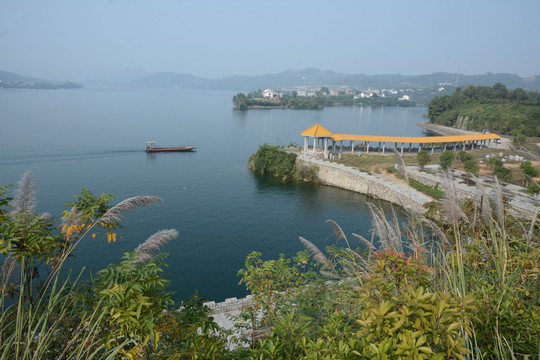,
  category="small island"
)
[233,86,428,110]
